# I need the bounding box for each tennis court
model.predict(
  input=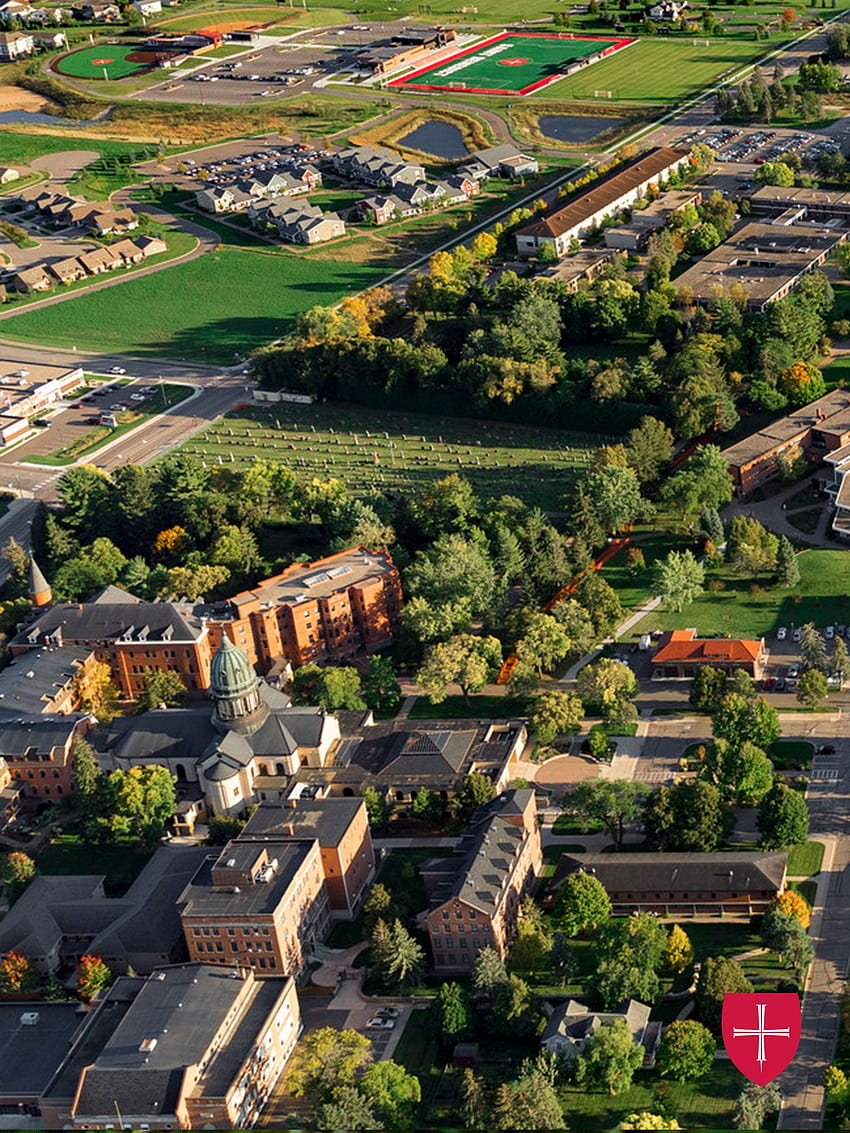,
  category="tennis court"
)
[55,44,156,80]
[387,31,634,95]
